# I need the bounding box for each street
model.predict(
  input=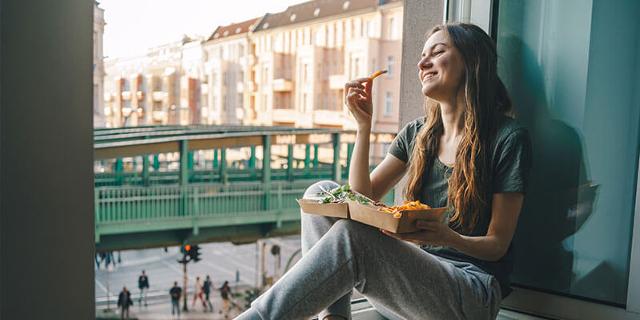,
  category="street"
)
[95,235,302,315]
